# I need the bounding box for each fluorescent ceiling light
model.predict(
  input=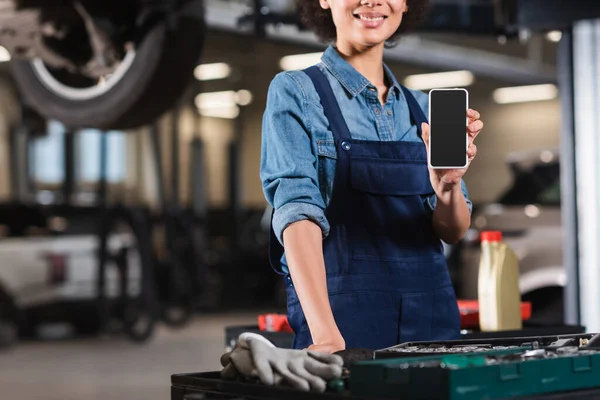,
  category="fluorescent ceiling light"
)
[199,105,240,119]
[195,90,253,108]
[0,46,10,62]
[194,62,231,81]
[403,70,474,90]
[195,90,252,119]
[545,31,562,43]
[493,84,558,104]
[236,90,253,106]
[279,52,323,71]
